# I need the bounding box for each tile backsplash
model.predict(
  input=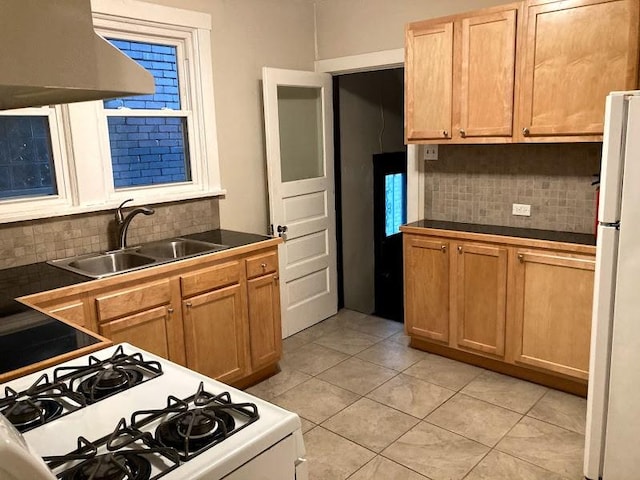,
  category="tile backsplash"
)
[424,143,602,234]
[0,198,220,269]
